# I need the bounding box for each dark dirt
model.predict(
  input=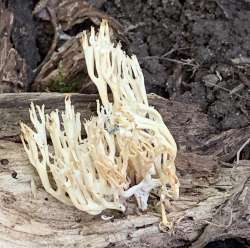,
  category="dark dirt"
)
[205,238,250,248]
[101,0,250,131]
